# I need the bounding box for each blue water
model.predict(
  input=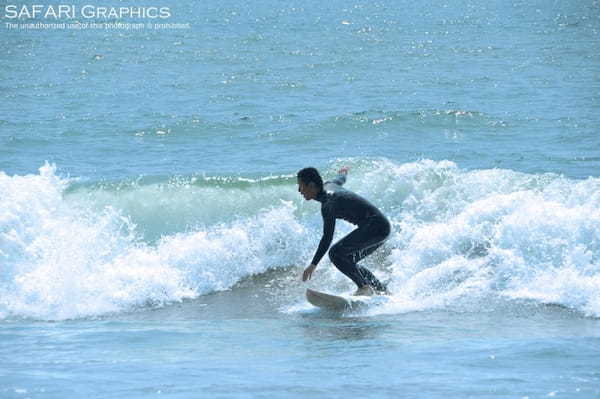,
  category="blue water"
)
[2,0,600,397]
